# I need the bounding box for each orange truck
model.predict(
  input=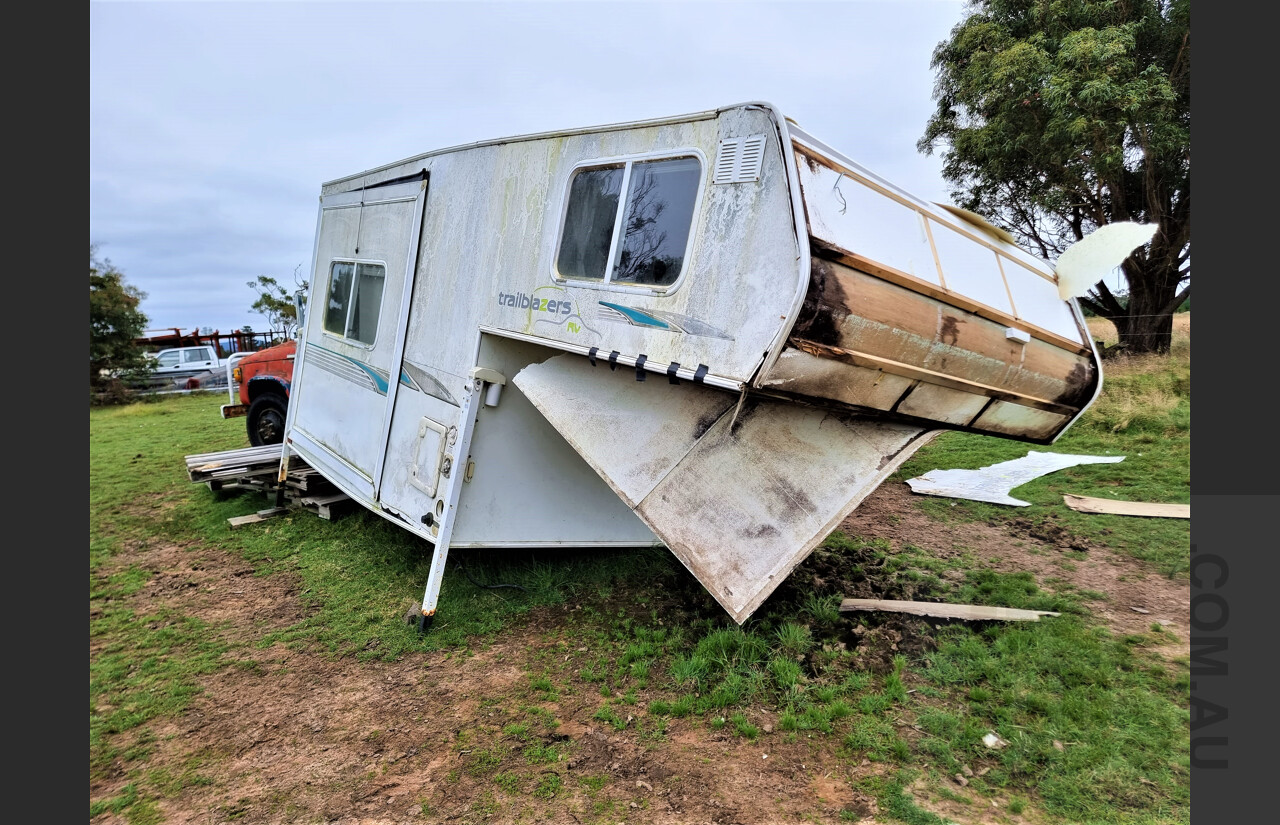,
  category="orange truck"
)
[220,340,296,446]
